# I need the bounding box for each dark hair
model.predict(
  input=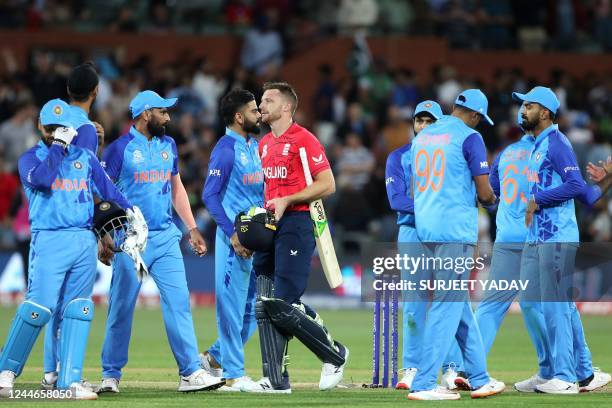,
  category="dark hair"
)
[262,82,298,115]
[220,89,256,126]
[67,62,99,102]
